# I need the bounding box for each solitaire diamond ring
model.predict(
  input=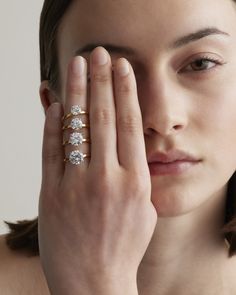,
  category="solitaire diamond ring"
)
[62,117,90,131]
[63,132,90,146]
[62,105,89,122]
[64,150,90,165]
